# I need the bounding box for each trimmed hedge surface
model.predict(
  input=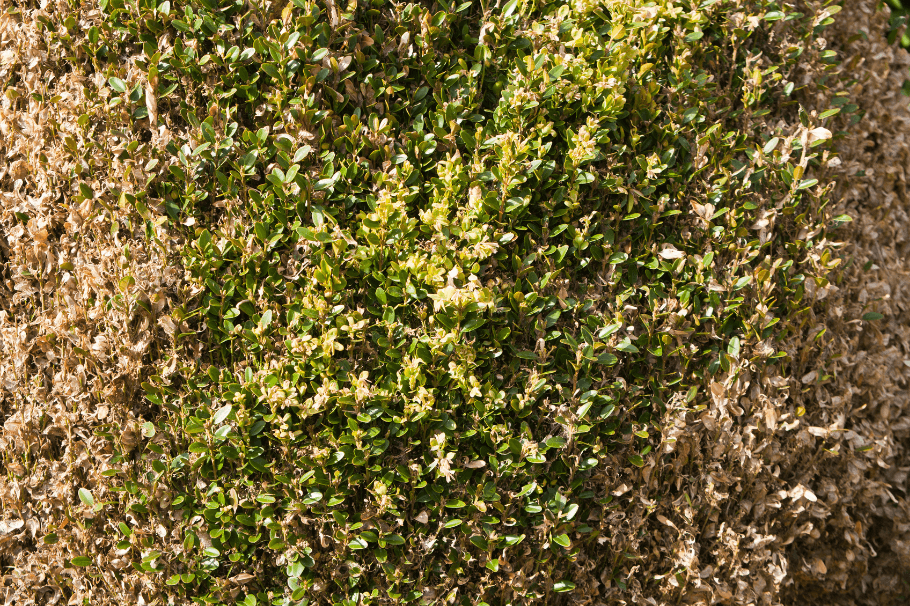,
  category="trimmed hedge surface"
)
[0,0,875,604]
